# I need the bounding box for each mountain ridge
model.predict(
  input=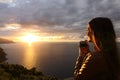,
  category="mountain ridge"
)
[0,38,14,43]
